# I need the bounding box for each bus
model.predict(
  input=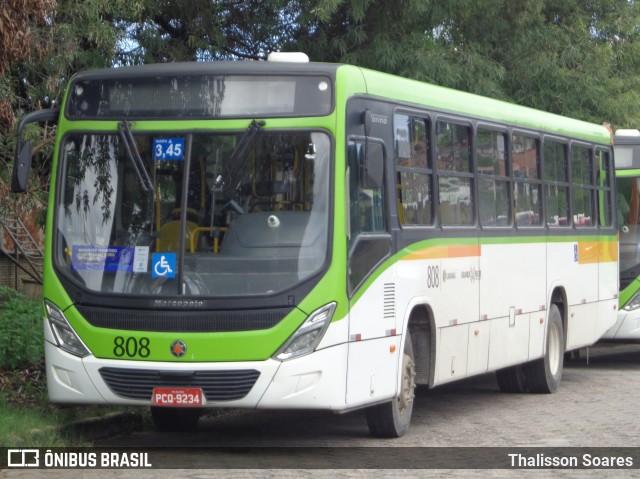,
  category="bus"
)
[602,129,640,340]
[12,53,618,437]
